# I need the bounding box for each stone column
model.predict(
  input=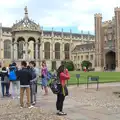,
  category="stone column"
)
[60,42,64,60]
[11,40,14,61]
[14,41,17,60]
[35,42,38,60]
[115,7,120,71]
[40,40,44,60]
[94,13,102,71]
[25,42,28,60]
